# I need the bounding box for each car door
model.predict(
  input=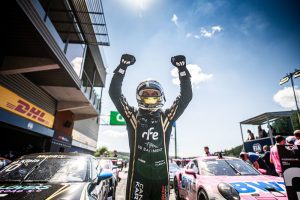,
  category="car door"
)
[181,161,197,199]
[188,160,199,200]
[180,162,191,198]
